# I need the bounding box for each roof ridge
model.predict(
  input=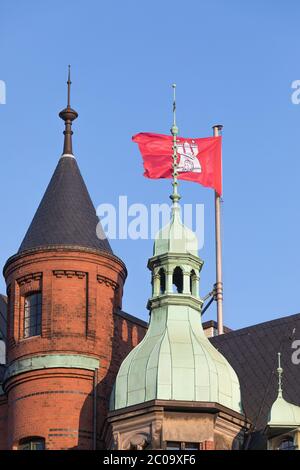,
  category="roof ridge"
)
[214,312,300,339]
